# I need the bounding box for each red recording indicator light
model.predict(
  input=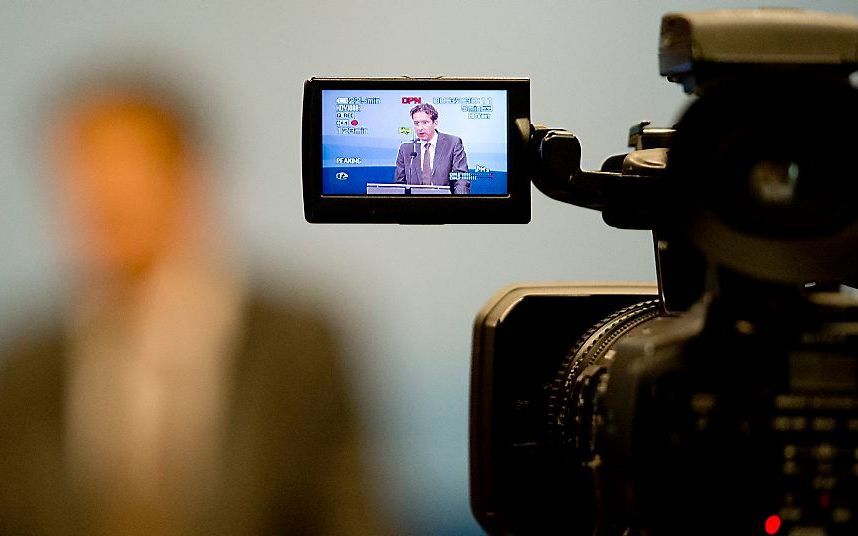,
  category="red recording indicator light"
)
[350,120,359,126]
[764,515,782,535]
